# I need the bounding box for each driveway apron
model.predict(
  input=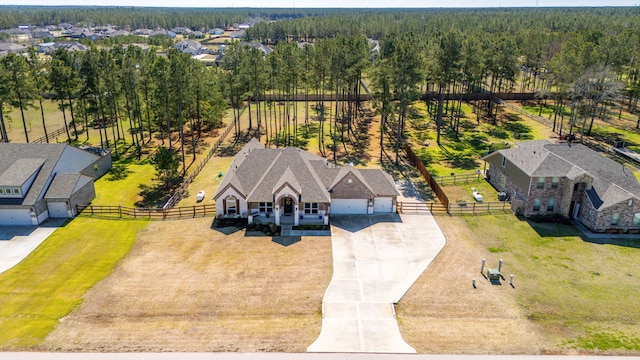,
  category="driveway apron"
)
[307,213,446,353]
[0,219,64,274]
